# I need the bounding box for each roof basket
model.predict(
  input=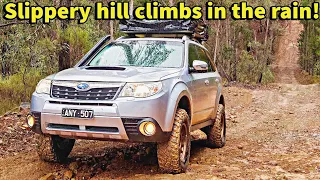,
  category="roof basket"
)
[120,19,208,43]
